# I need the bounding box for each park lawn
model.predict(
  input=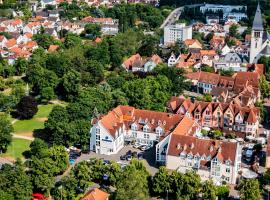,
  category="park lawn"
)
[13,104,55,135]
[35,104,55,118]
[1,138,31,160]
